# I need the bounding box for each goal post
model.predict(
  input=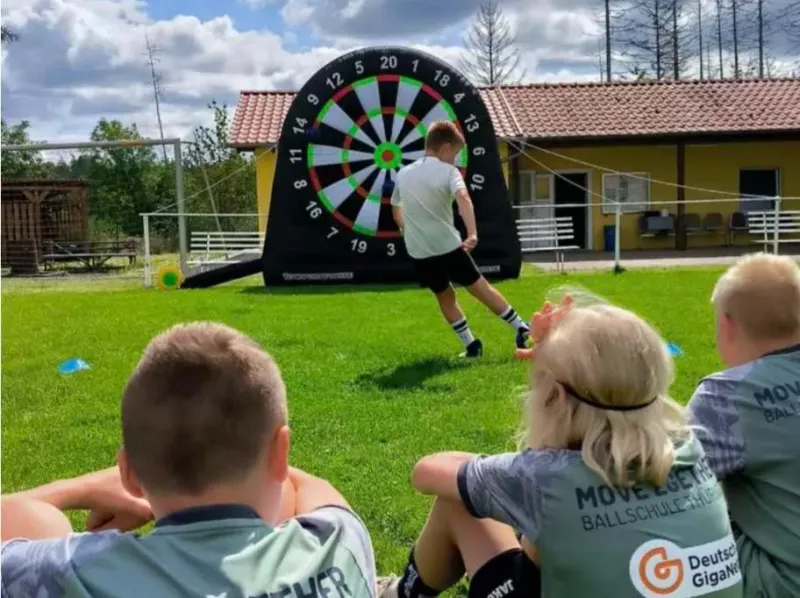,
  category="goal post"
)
[1,137,188,272]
